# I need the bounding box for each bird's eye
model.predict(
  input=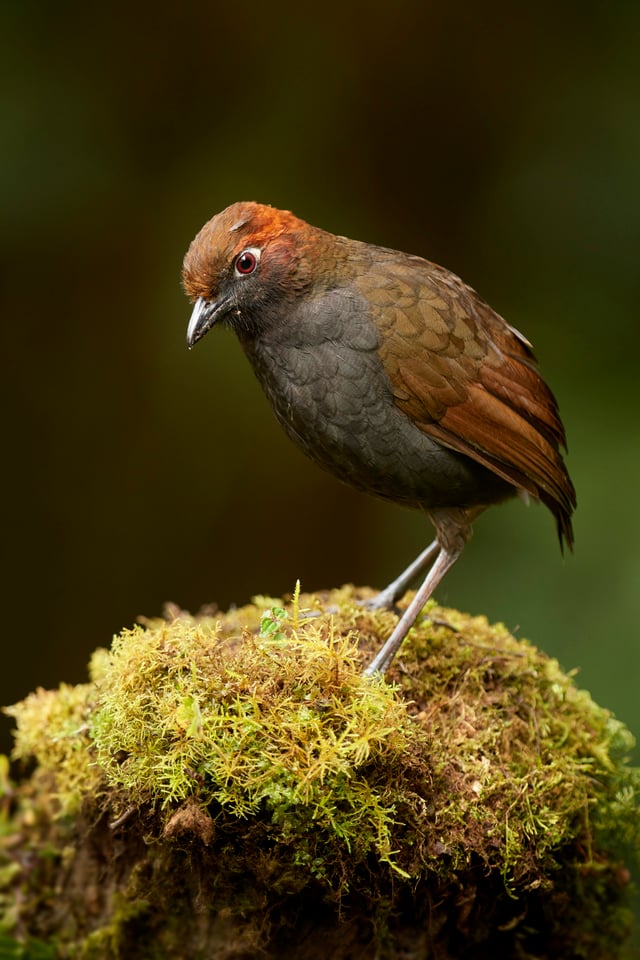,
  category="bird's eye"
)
[234,248,260,277]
